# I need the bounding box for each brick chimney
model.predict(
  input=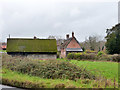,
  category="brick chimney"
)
[66,34,69,39]
[72,32,74,38]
